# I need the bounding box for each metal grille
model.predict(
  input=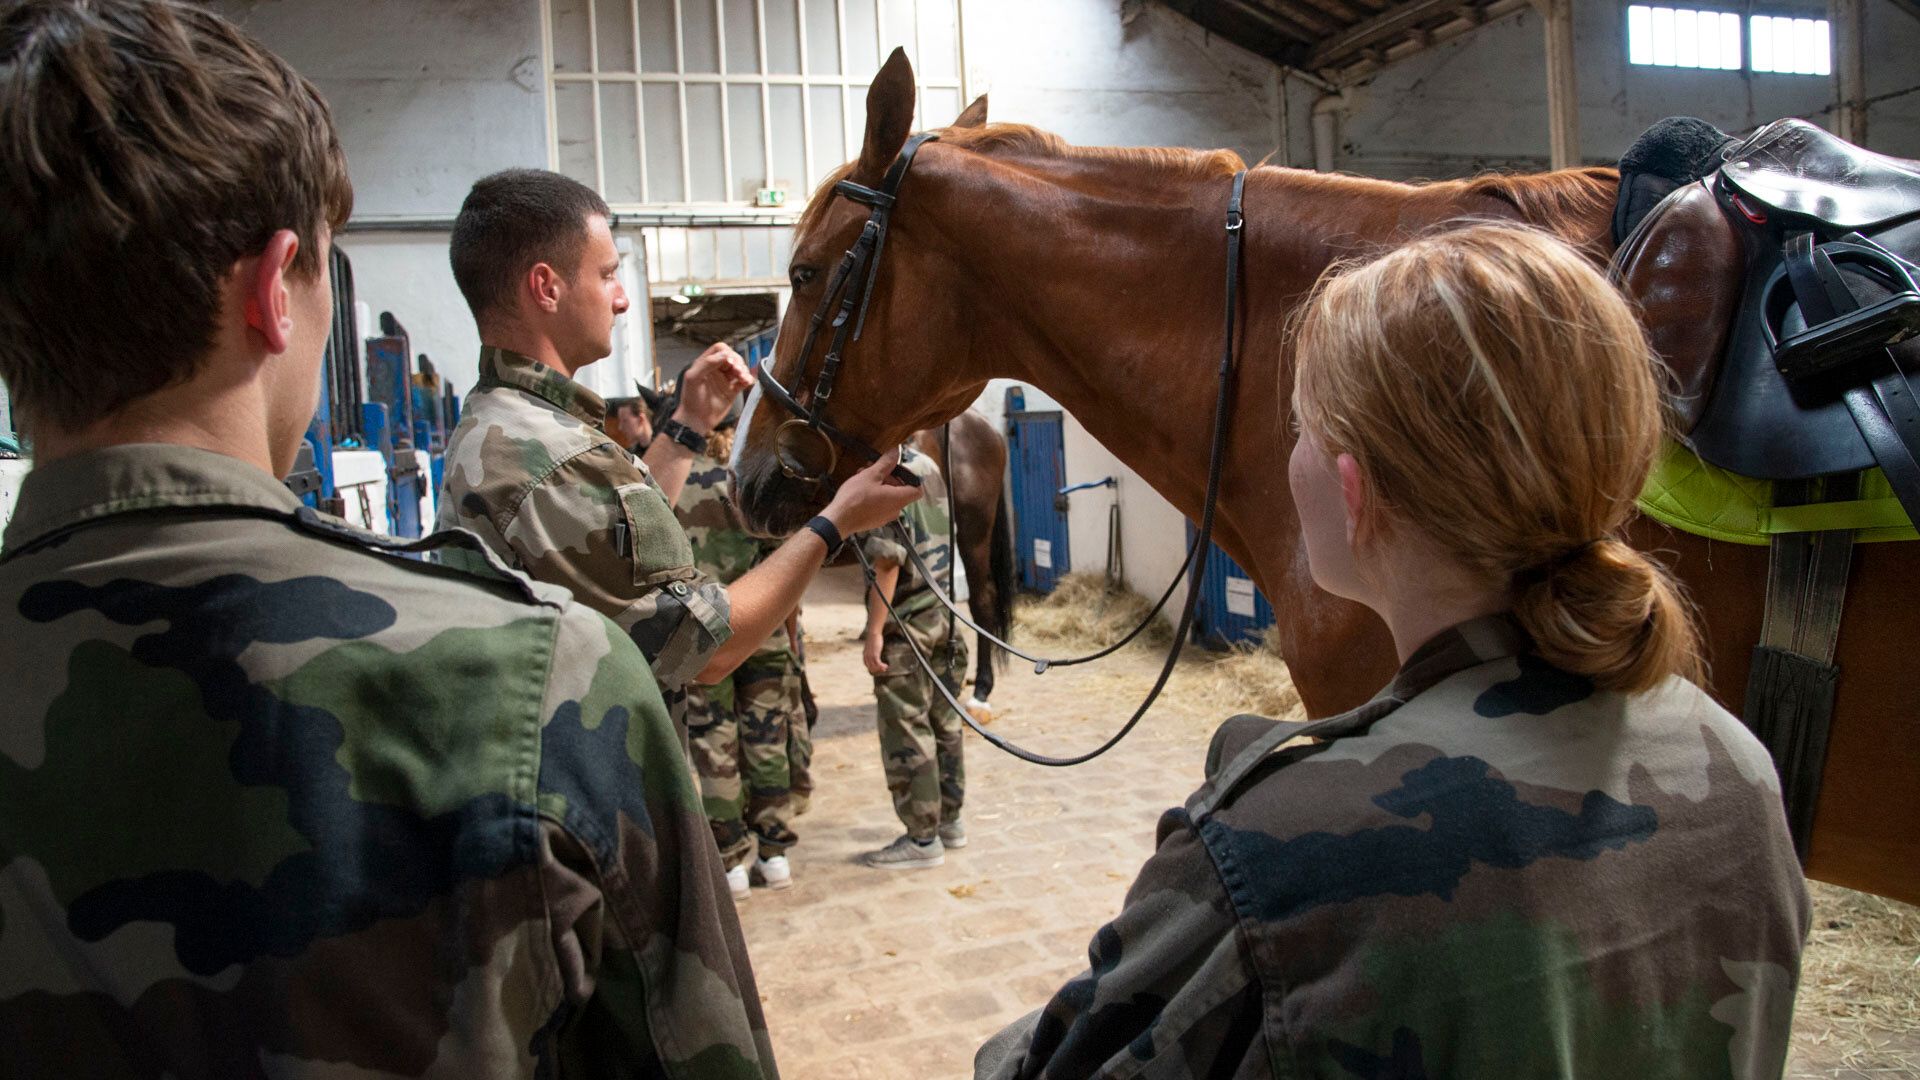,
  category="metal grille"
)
[546,0,966,208]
